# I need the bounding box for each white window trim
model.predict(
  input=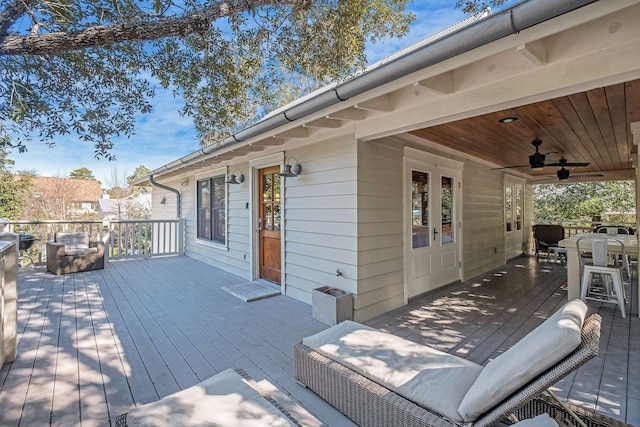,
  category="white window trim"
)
[195,166,229,251]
